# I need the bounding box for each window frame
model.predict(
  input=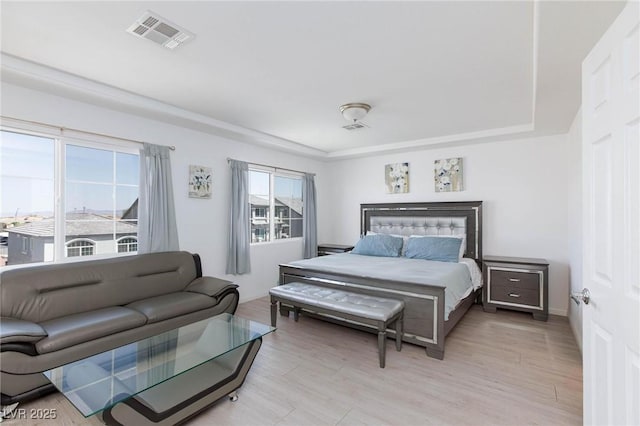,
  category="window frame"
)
[66,238,96,257]
[248,165,304,245]
[1,123,141,265]
[117,236,138,253]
